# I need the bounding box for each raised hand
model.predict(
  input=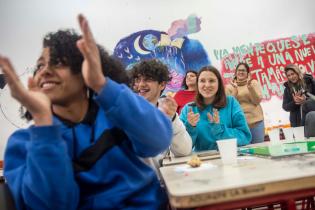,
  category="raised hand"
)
[187,107,200,127]
[229,79,238,96]
[247,74,253,88]
[207,108,220,124]
[158,96,178,119]
[0,56,52,125]
[230,79,237,88]
[76,14,106,93]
